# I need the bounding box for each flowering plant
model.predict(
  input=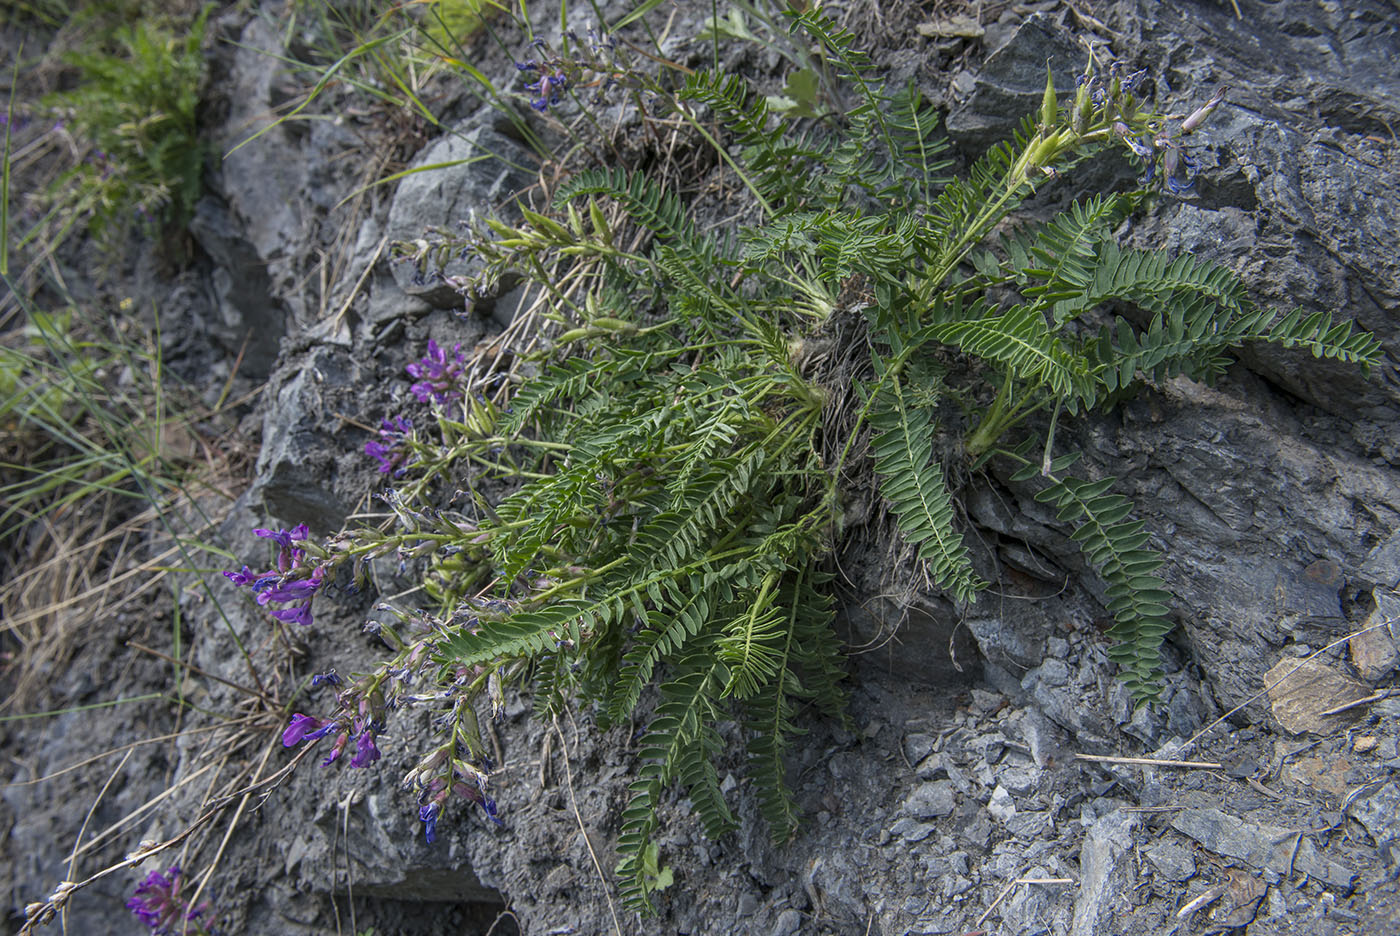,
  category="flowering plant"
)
[225,11,1380,915]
